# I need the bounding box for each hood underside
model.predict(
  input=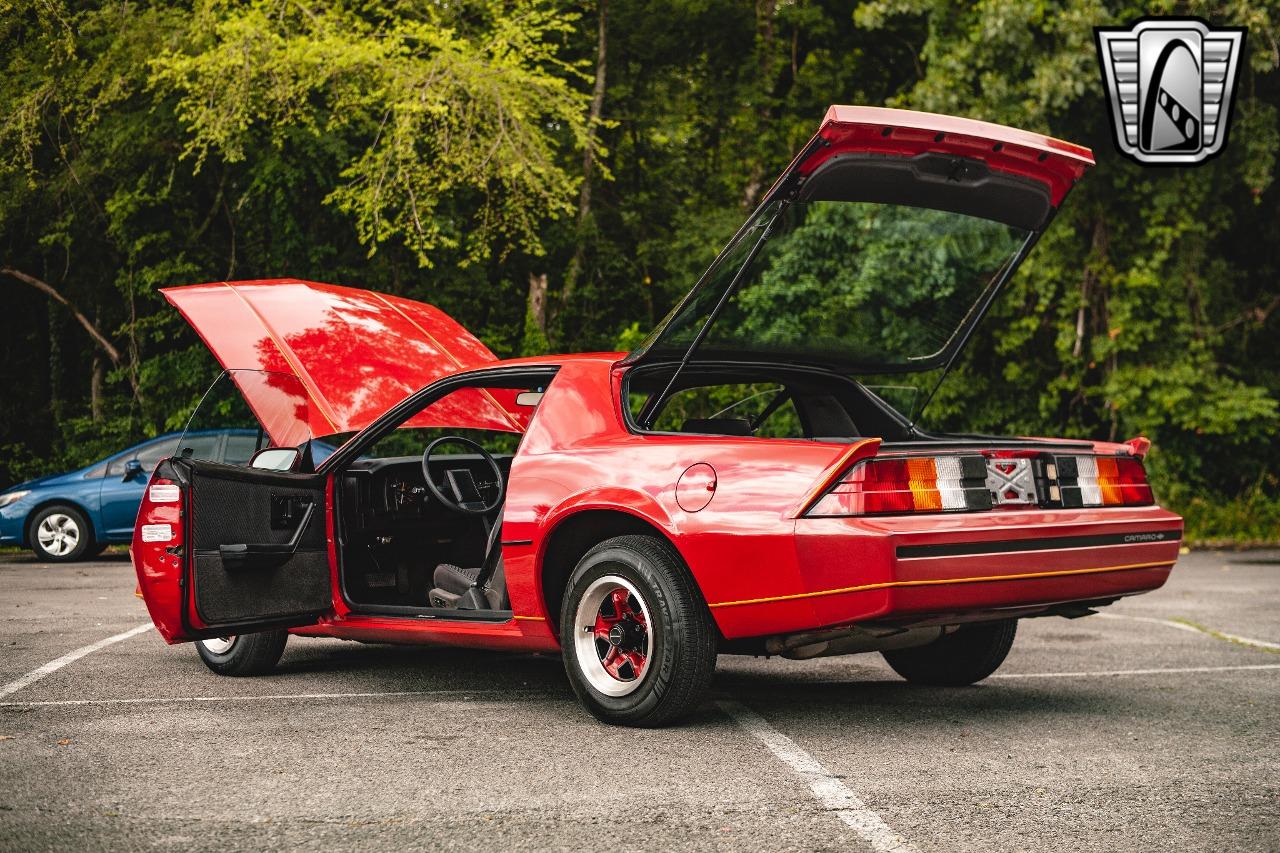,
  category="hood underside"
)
[164,280,525,445]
